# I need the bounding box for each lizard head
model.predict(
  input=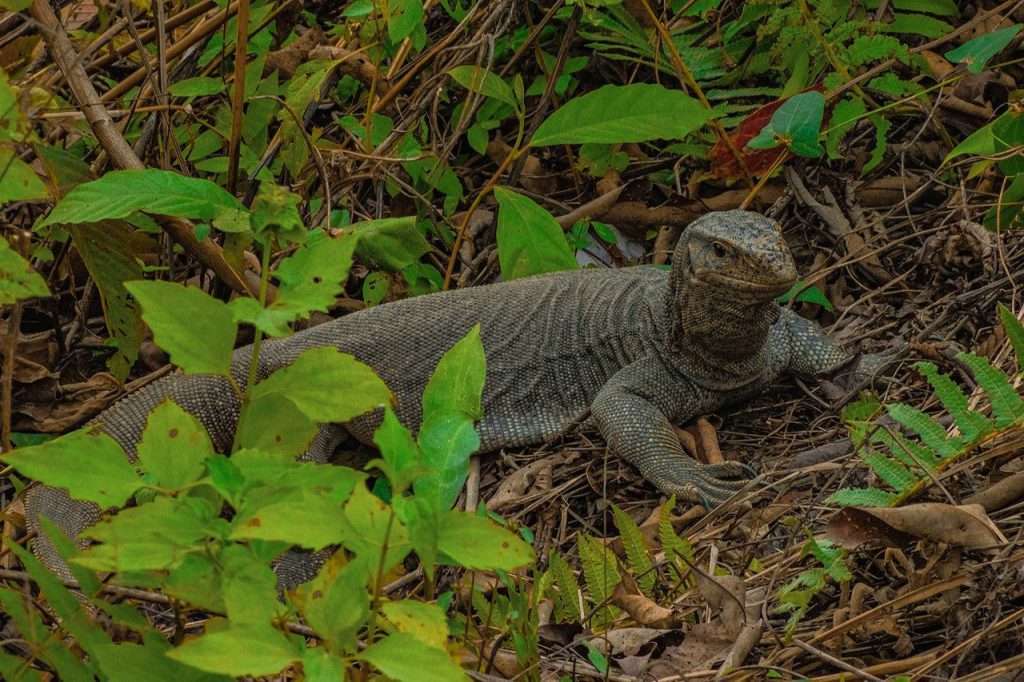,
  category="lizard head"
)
[674,210,797,301]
